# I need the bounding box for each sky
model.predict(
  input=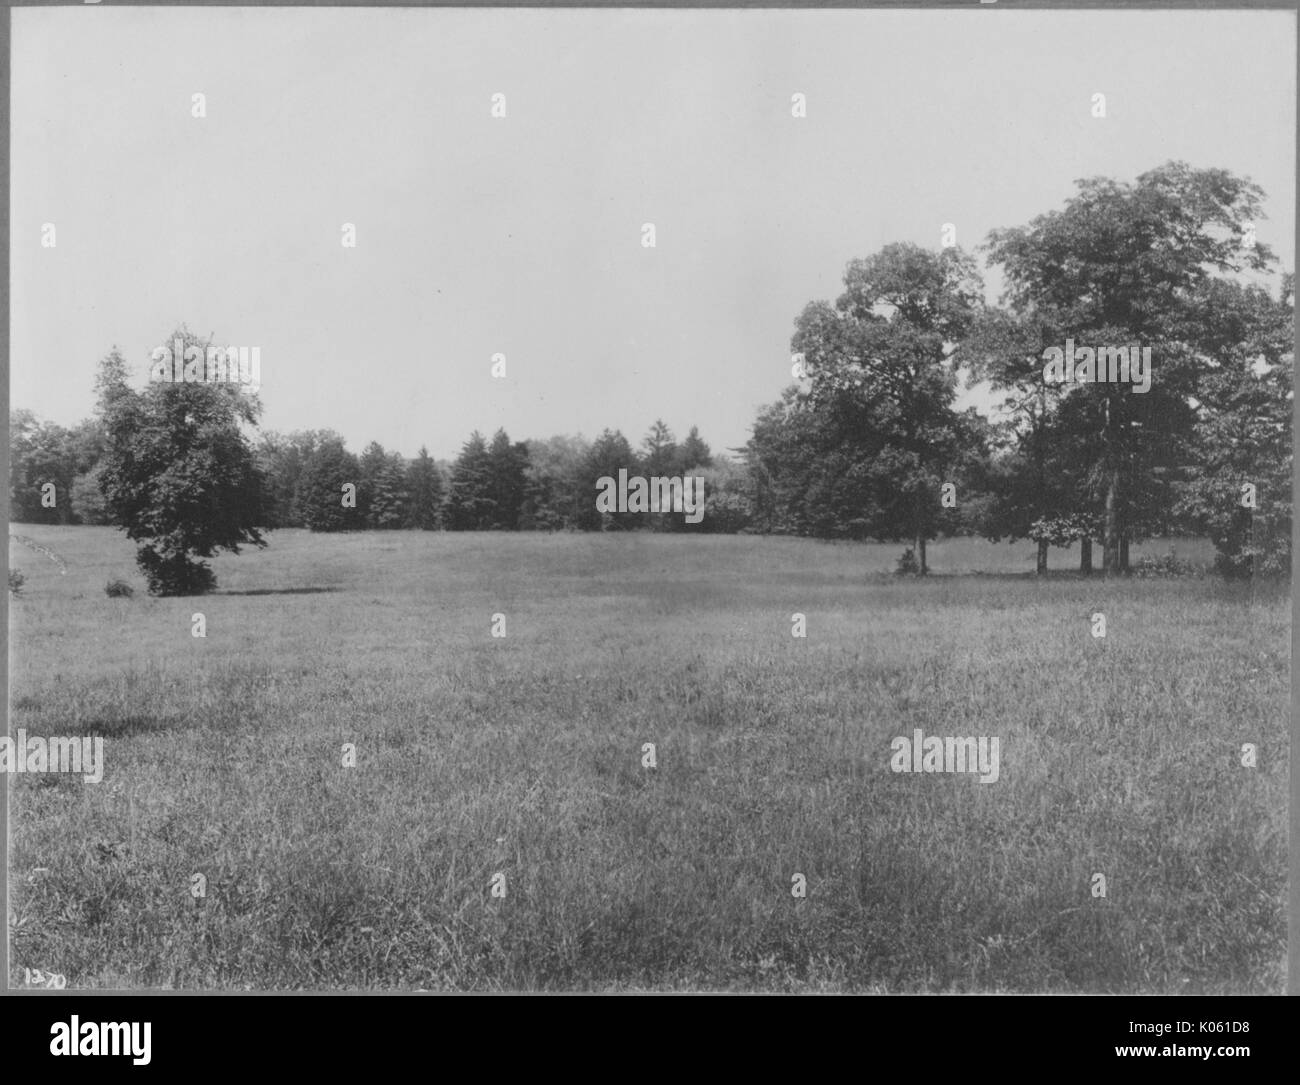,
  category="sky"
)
[11,6,1296,462]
